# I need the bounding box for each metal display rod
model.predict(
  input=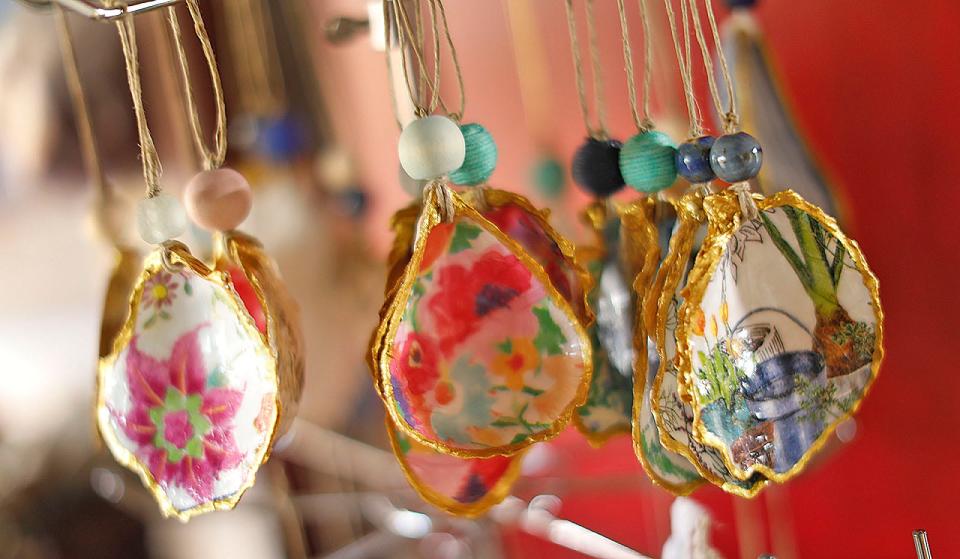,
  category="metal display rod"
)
[15,0,182,21]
